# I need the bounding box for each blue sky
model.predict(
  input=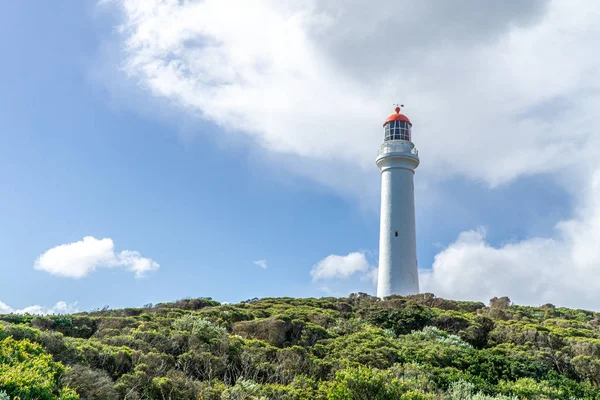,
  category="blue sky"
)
[1,1,600,313]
